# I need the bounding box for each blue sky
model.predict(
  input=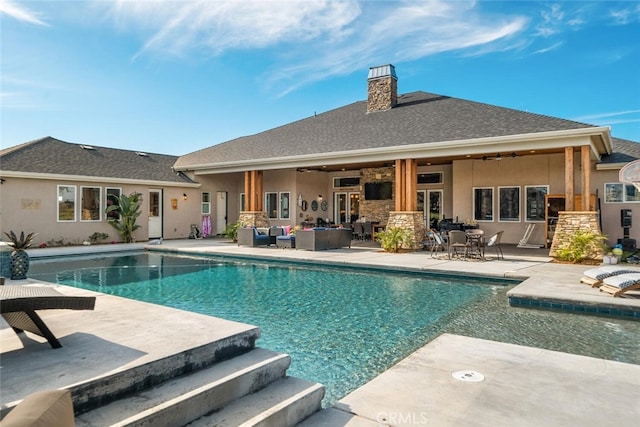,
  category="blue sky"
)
[1,0,639,156]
